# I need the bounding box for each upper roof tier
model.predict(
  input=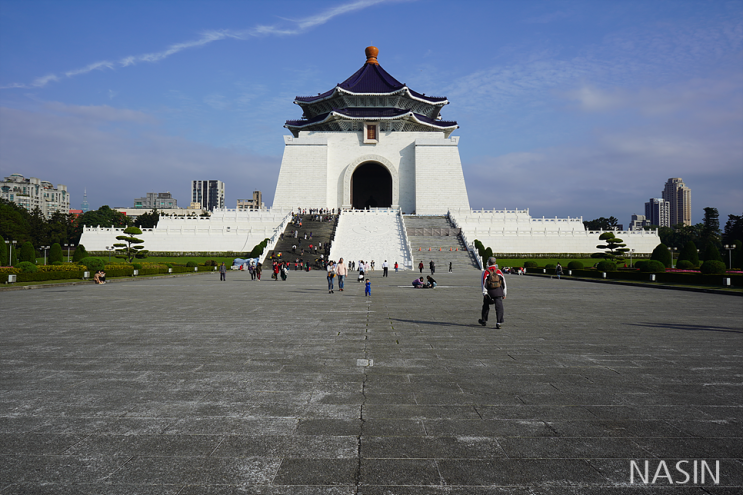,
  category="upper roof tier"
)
[286,47,457,137]
[294,47,449,106]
